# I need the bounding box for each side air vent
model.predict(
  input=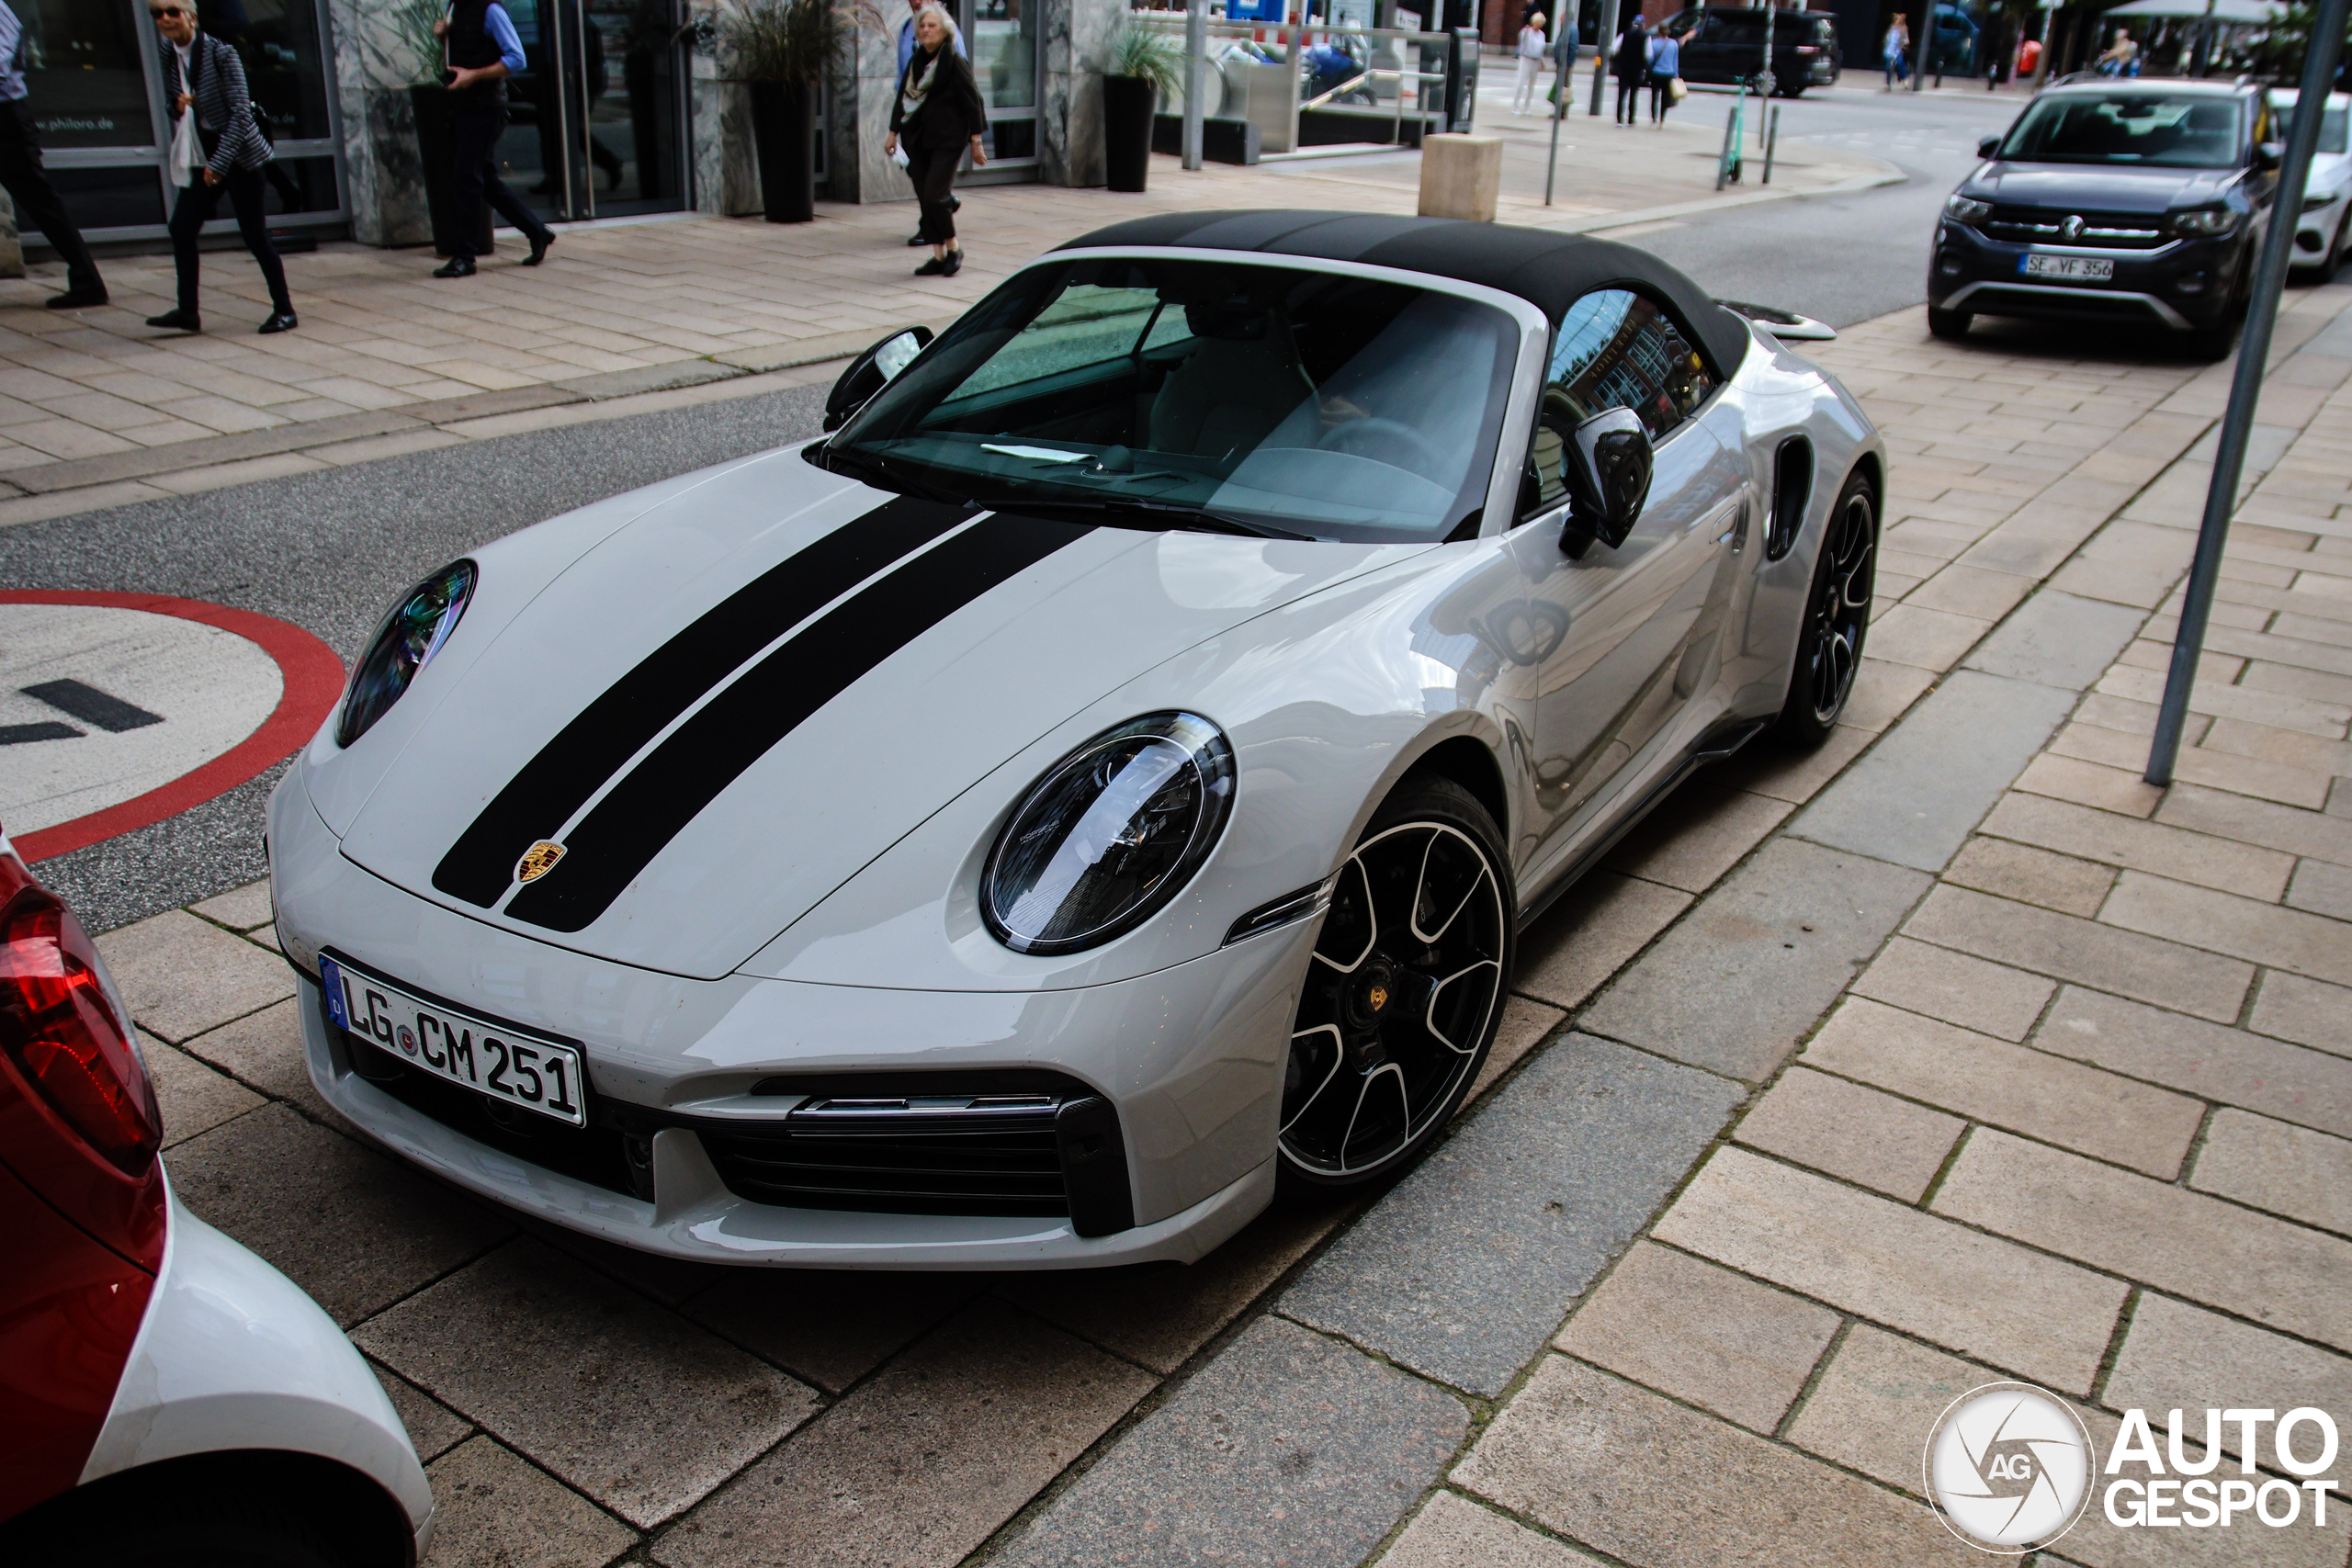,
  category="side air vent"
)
[1768,436,1813,562]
